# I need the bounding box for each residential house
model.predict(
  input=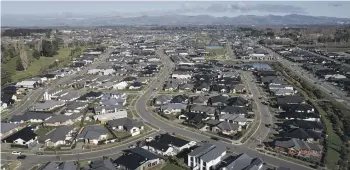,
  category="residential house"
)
[114,147,164,170]
[281,120,324,132]
[64,102,88,115]
[189,95,208,105]
[15,80,38,89]
[172,71,192,79]
[276,96,304,106]
[219,114,248,127]
[38,162,78,170]
[180,112,208,128]
[106,118,144,136]
[211,121,240,136]
[280,104,315,113]
[156,133,196,152]
[187,143,227,170]
[219,153,263,170]
[226,97,248,107]
[170,95,189,104]
[279,128,322,142]
[161,103,187,115]
[44,114,82,126]
[154,95,172,106]
[30,100,65,112]
[1,127,37,147]
[271,138,323,156]
[76,91,103,102]
[10,112,53,123]
[113,81,129,90]
[38,126,77,147]
[189,105,216,117]
[76,125,108,145]
[278,112,320,122]
[94,105,125,115]
[220,106,247,115]
[93,110,128,123]
[88,159,116,170]
[0,123,21,138]
[208,95,229,107]
[142,140,175,156]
